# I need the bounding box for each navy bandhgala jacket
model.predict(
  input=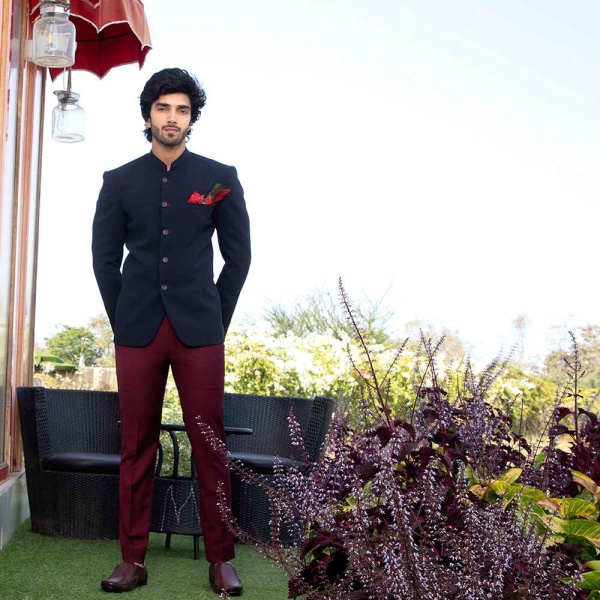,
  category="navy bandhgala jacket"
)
[92,148,251,347]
